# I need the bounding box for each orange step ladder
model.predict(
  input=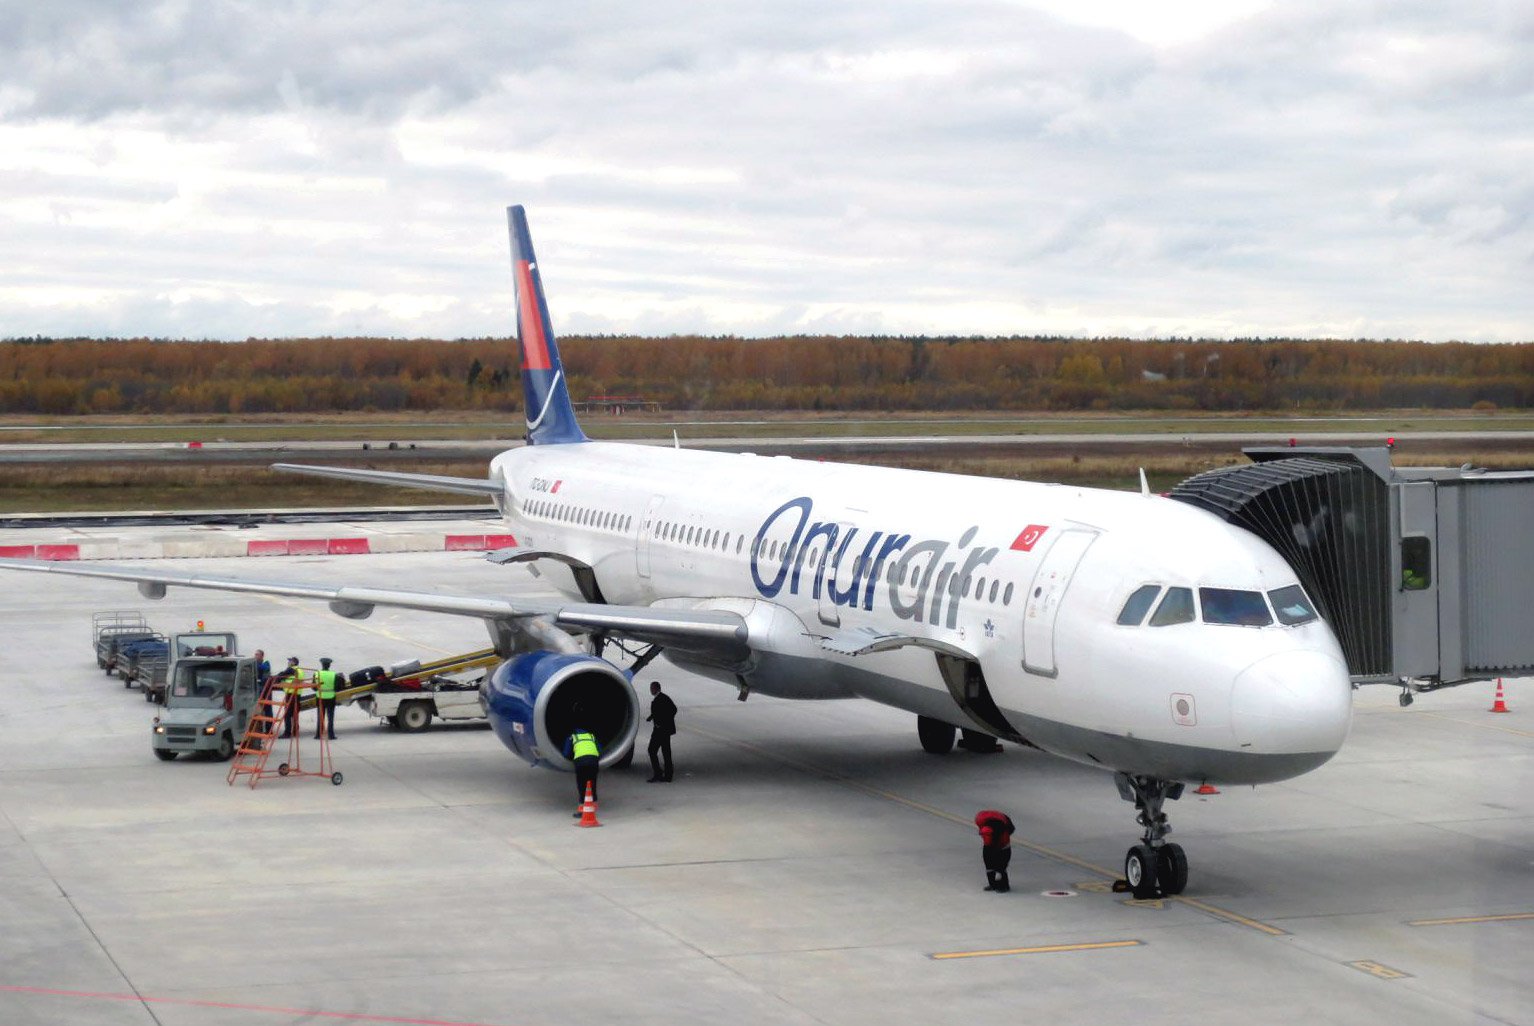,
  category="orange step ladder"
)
[227,676,288,788]
[226,678,343,788]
